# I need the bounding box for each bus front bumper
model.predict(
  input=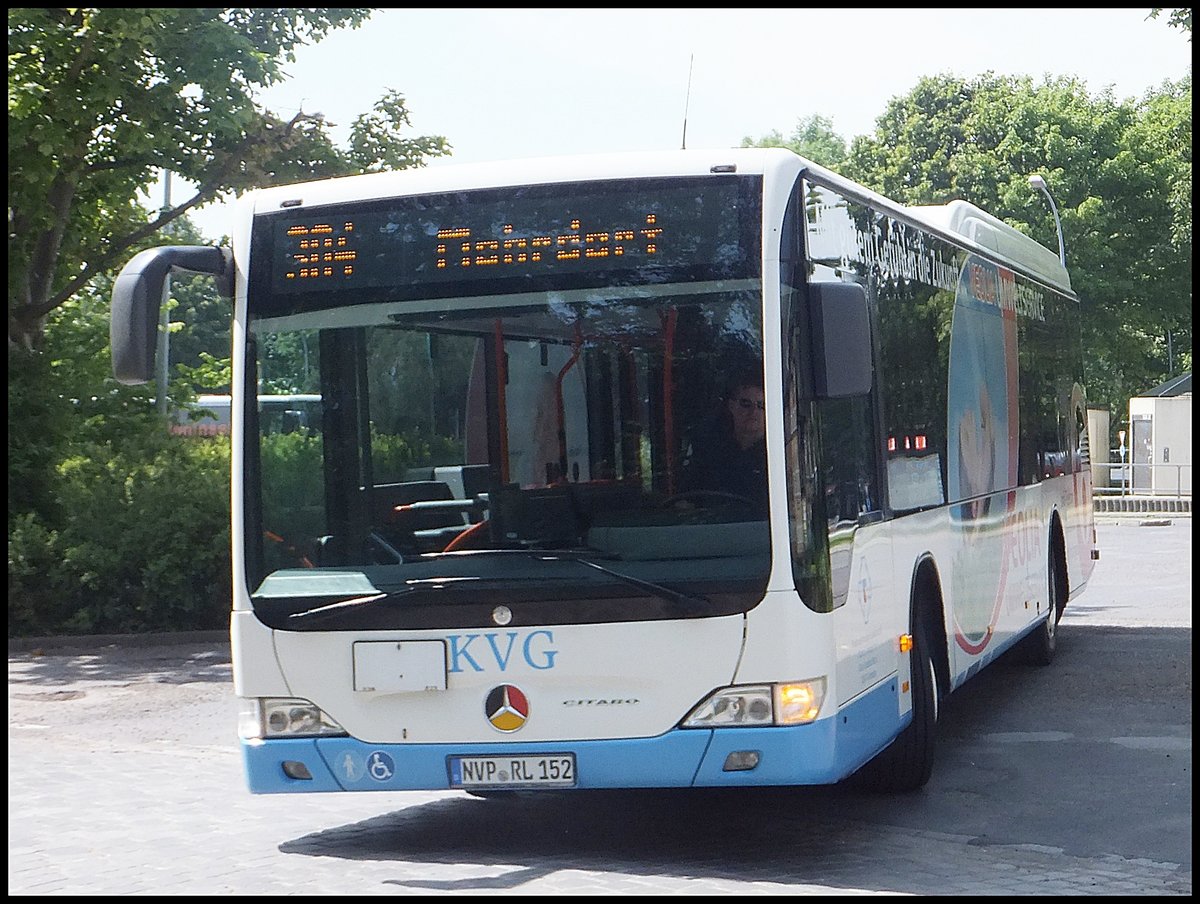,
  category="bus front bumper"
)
[241,677,901,792]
